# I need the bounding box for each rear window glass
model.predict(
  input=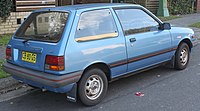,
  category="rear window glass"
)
[15,12,69,42]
